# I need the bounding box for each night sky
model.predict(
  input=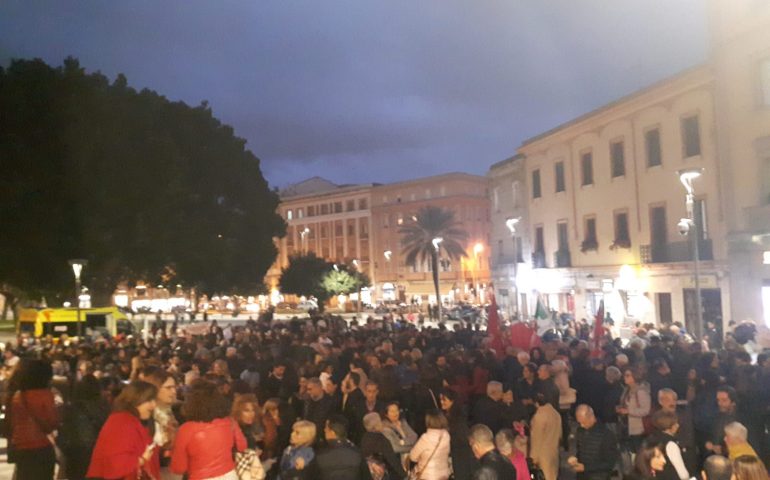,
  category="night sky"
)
[0,1,708,189]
